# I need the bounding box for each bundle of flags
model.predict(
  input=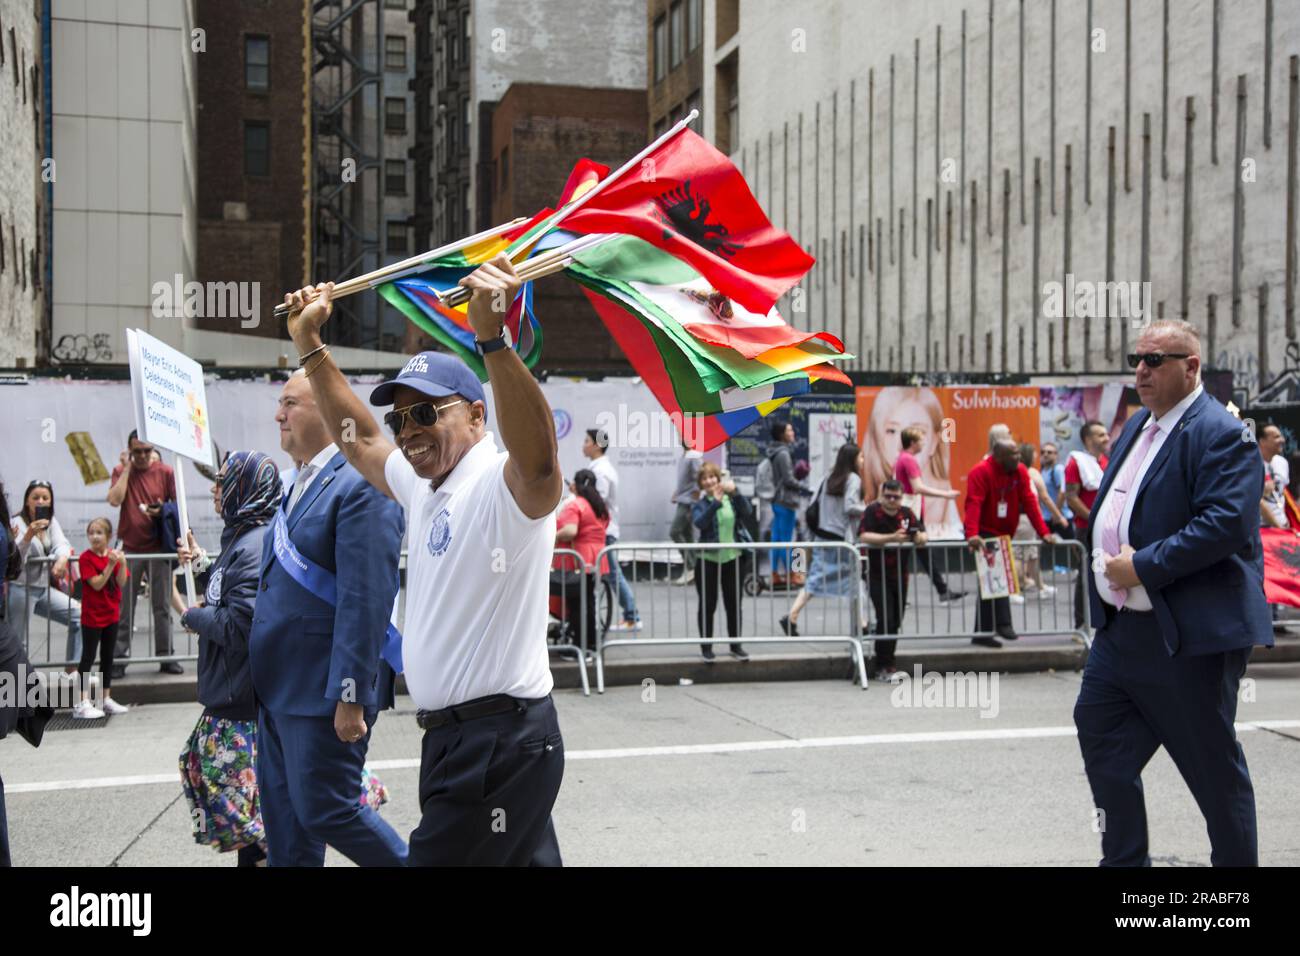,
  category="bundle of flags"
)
[374,124,850,449]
